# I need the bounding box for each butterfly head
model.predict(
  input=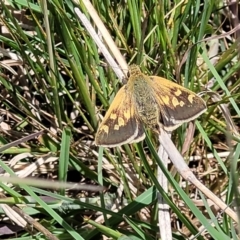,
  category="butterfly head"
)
[128,64,142,77]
